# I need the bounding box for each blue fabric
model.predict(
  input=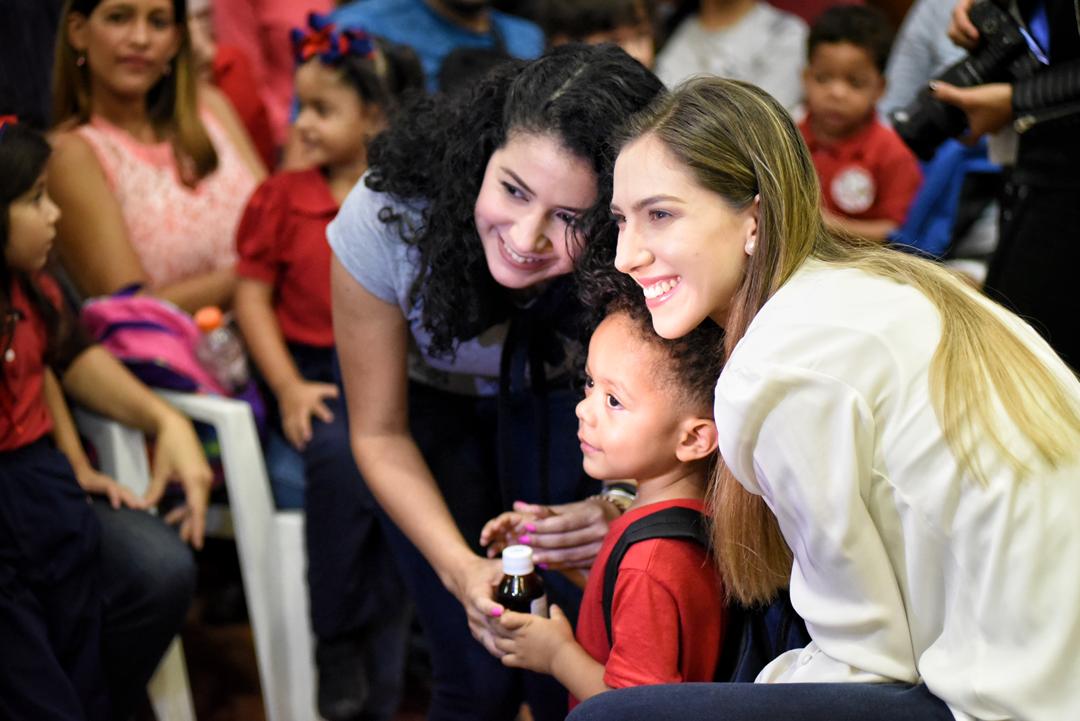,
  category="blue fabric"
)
[331,0,544,90]
[265,429,306,510]
[889,138,999,258]
[568,681,954,721]
[1023,0,1051,61]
